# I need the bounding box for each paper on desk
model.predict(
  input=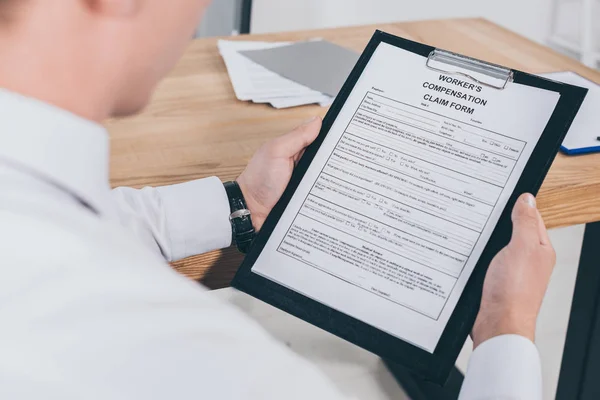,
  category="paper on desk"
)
[540,71,600,154]
[268,94,334,109]
[218,40,333,108]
